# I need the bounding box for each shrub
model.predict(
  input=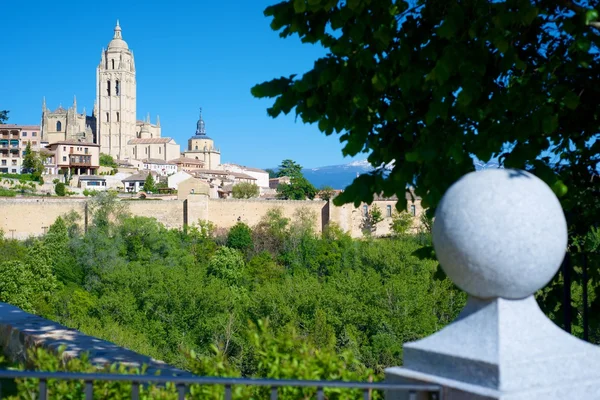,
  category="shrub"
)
[55,183,66,197]
[226,222,253,252]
